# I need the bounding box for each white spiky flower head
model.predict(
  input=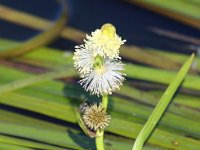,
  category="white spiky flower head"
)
[73,24,125,74]
[73,23,126,96]
[79,57,125,96]
[85,23,126,59]
[82,103,111,131]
